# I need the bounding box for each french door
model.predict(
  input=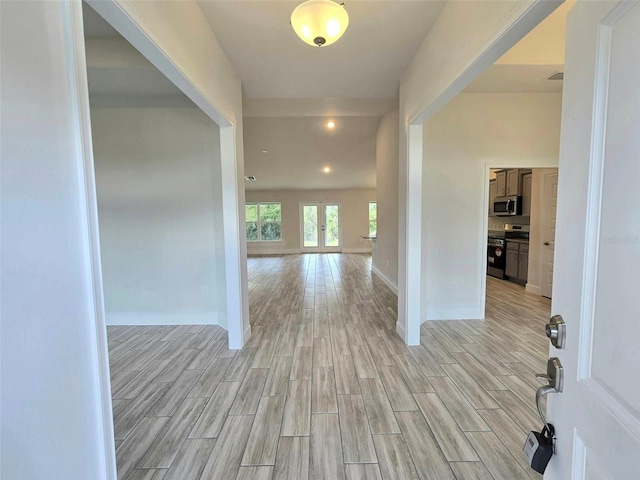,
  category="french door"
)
[300,203,341,253]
